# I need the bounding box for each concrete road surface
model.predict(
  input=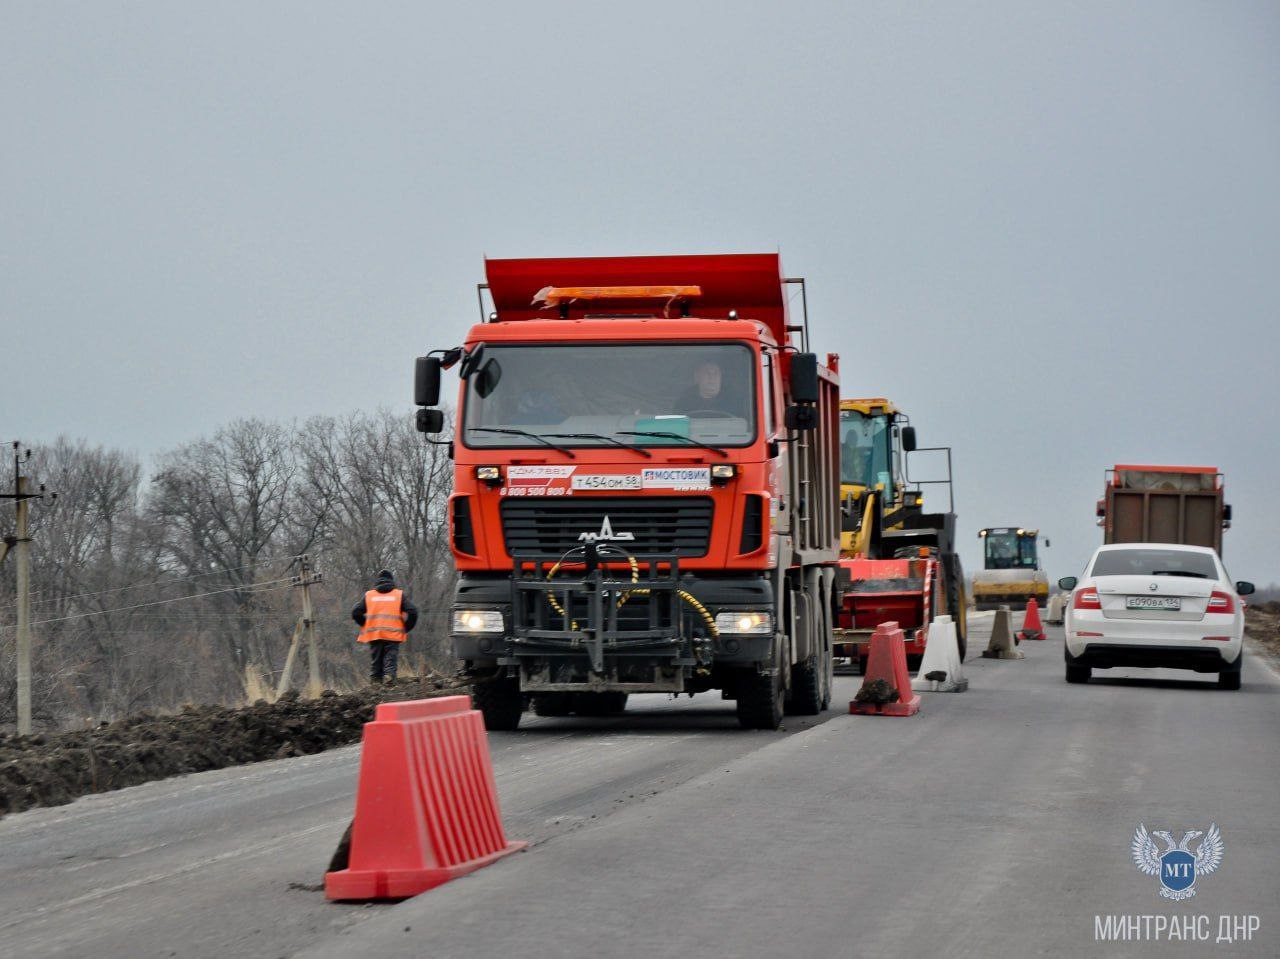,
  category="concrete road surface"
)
[4,616,1279,958]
